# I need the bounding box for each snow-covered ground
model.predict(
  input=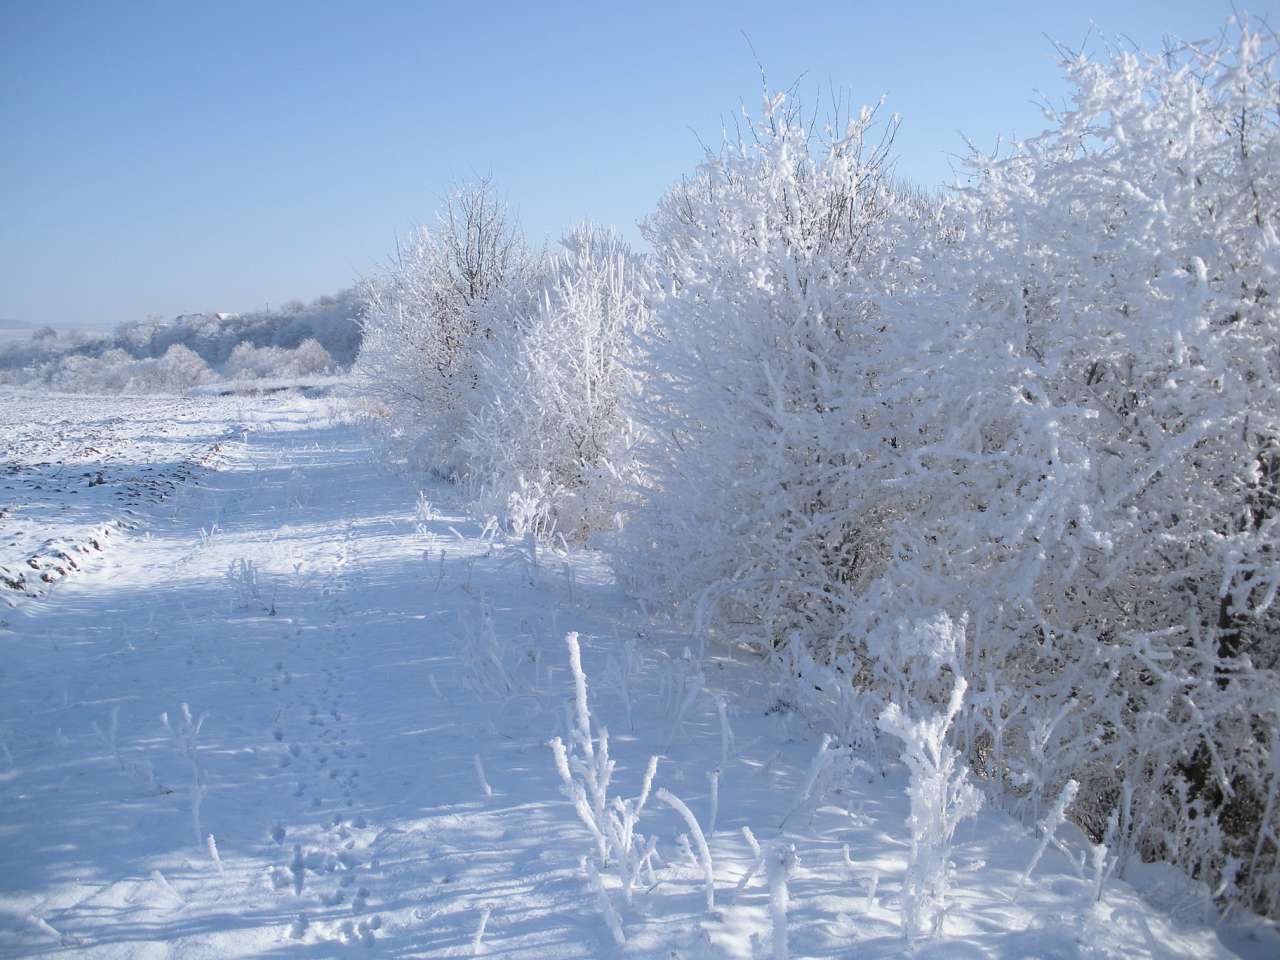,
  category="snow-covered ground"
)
[0,396,1274,958]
